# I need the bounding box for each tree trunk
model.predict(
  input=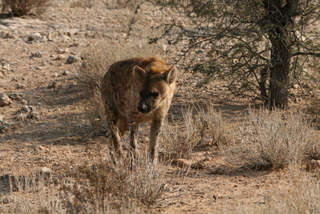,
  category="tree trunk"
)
[269,32,291,109]
[261,0,297,109]
[259,65,269,104]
